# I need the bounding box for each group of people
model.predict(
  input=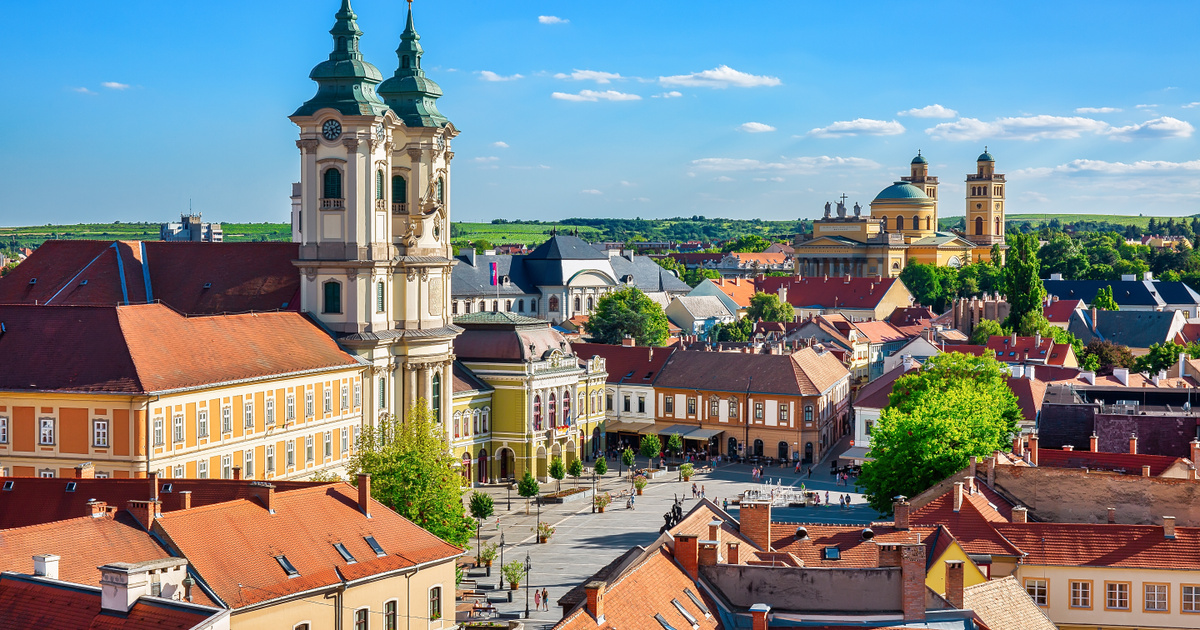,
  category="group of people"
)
[807,490,854,508]
[690,482,705,499]
[531,587,551,612]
